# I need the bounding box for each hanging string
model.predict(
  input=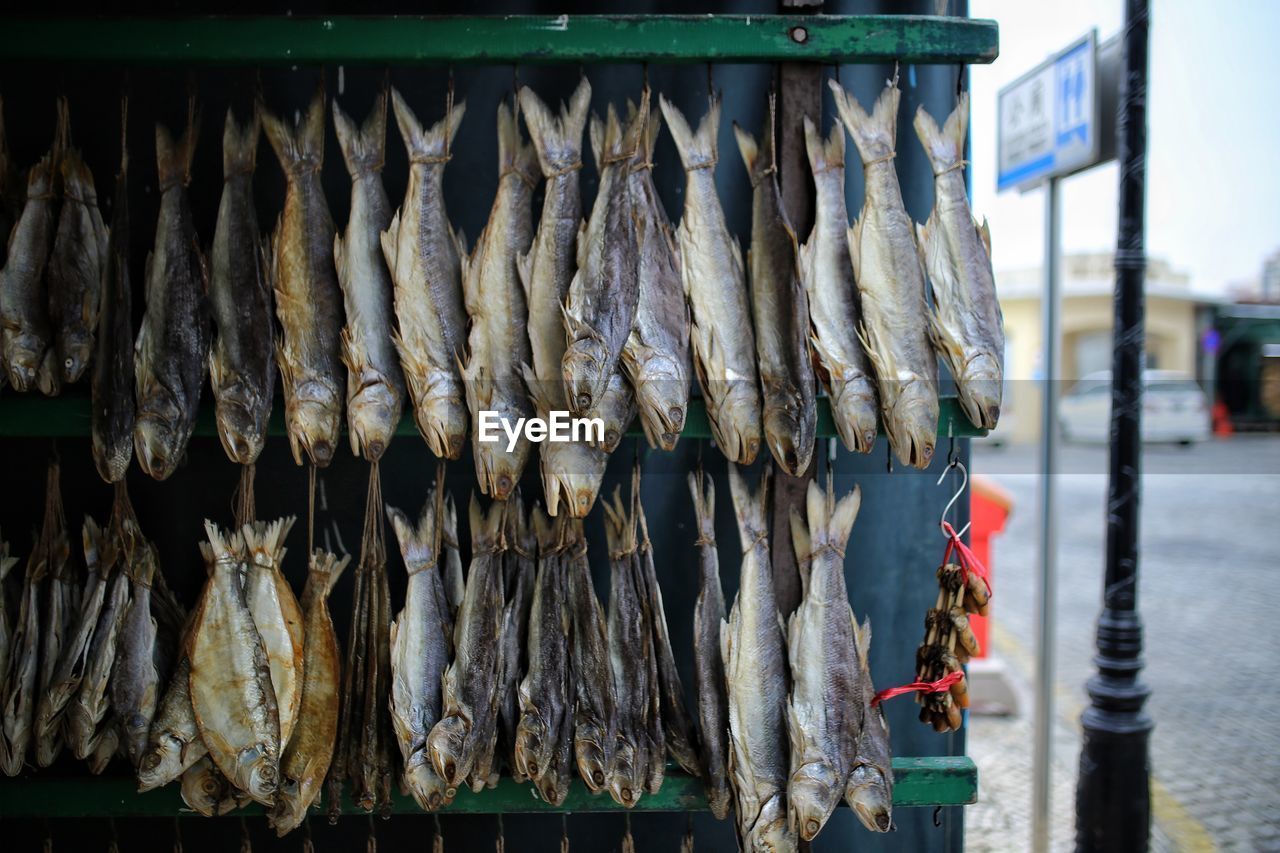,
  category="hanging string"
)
[495,814,506,853]
[172,817,183,853]
[621,813,636,853]
[445,65,455,161]
[239,816,252,853]
[234,463,256,529]
[872,670,964,707]
[433,815,445,853]
[940,521,990,590]
[366,814,377,853]
[560,814,570,853]
[301,816,314,853]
